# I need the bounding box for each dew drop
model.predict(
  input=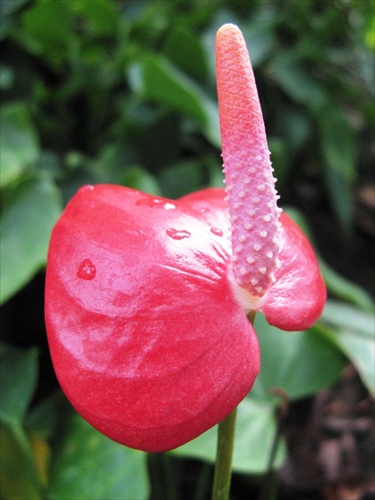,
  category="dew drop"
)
[81,185,94,193]
[164,203,176,210]
[136,198,175,210]
[166,228,191,240]
[211,227,223,237]
[77,259,96,280]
